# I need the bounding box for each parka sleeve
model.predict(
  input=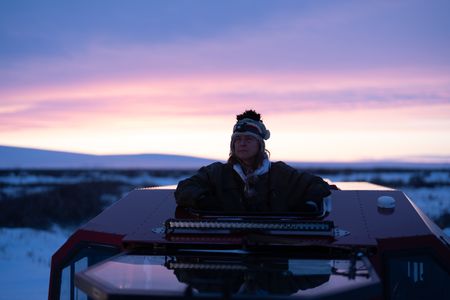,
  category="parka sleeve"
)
[277,163,331,211]
[301,175,331,204]
[174,163,220,210]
